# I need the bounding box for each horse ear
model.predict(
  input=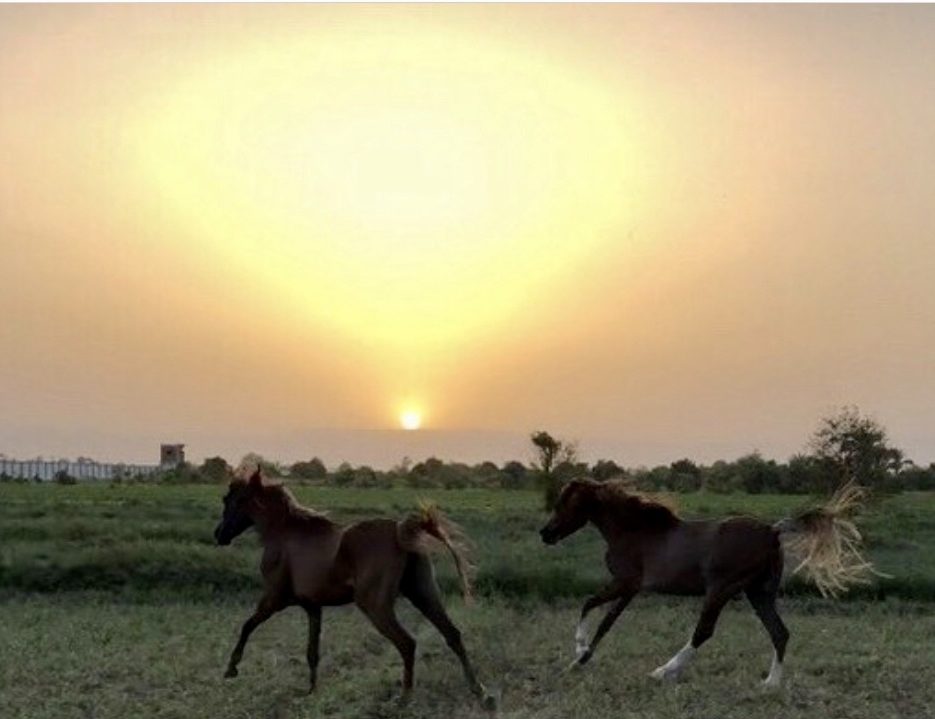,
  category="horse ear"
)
[249,467,263,487]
